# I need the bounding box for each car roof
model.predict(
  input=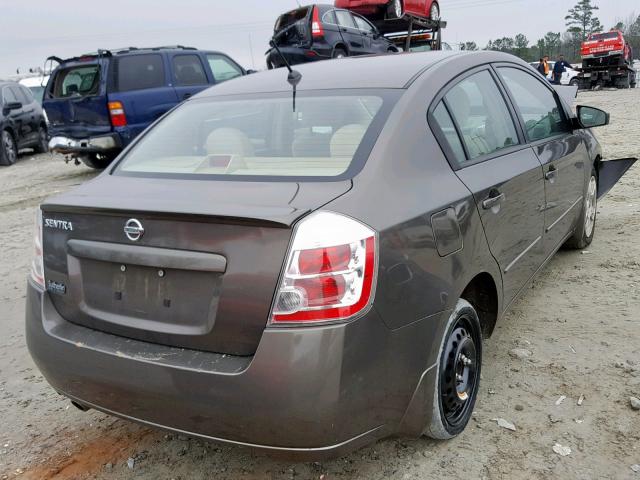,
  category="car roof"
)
[18,76,49,87]
[200,51,473,96]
